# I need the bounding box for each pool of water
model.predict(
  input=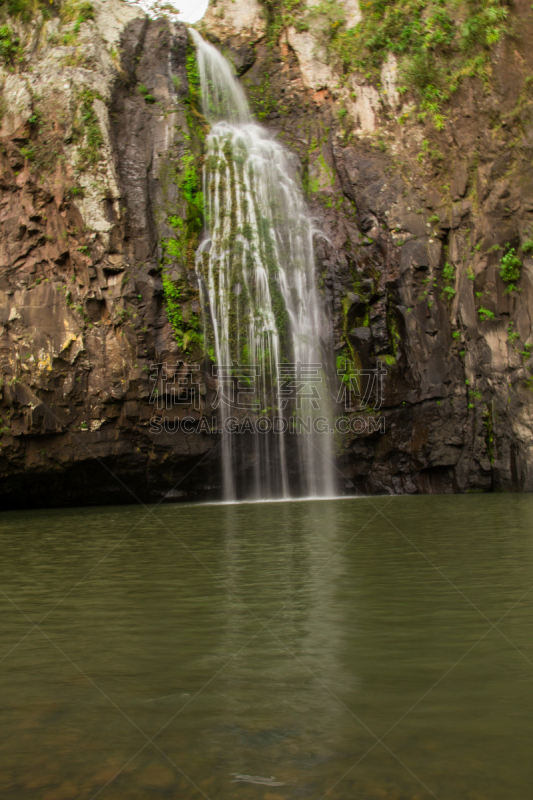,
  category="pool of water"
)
[1,493,532,799]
